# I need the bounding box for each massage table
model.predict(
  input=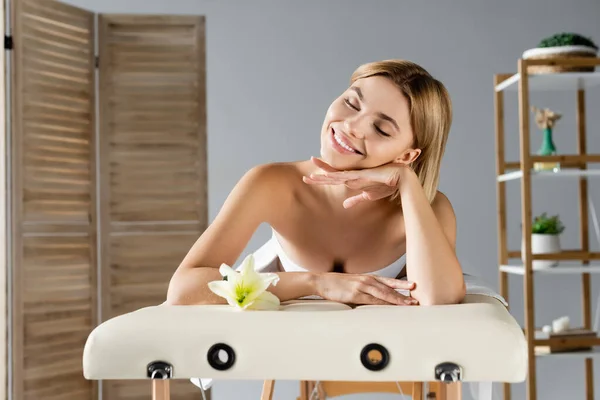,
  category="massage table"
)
[83,291,527,399]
